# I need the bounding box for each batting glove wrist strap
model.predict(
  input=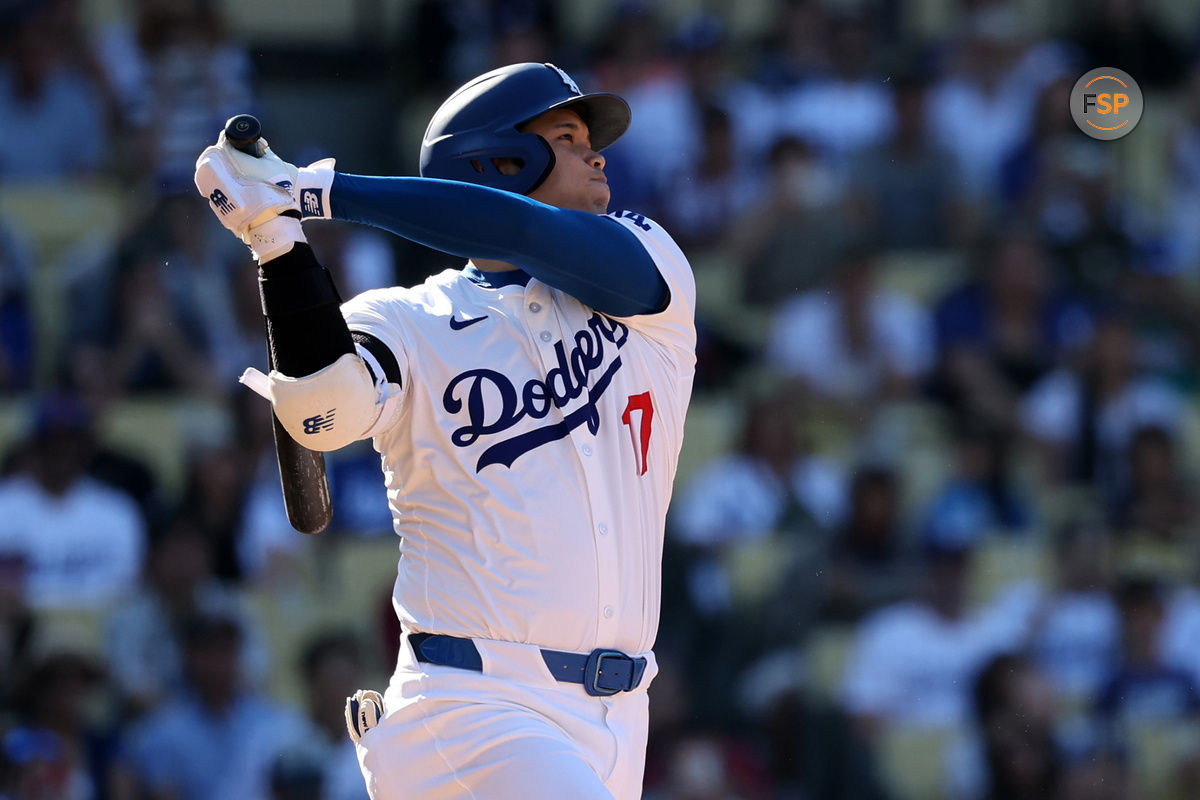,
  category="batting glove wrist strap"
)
[246,214,306,263]
[296,158,336,220]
